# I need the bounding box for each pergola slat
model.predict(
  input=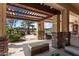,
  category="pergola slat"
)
[7,3,61,21]
[7,3,53,16]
